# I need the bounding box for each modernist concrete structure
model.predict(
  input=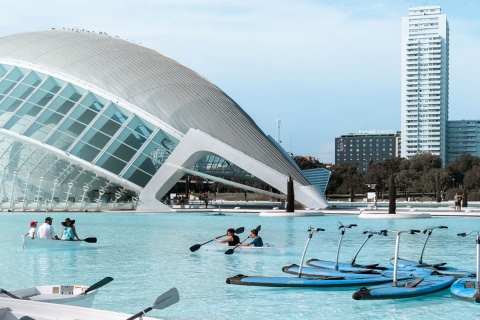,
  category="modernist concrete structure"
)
[401,5,449,165]
[335,131,400,174]
[0,29,329,212]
